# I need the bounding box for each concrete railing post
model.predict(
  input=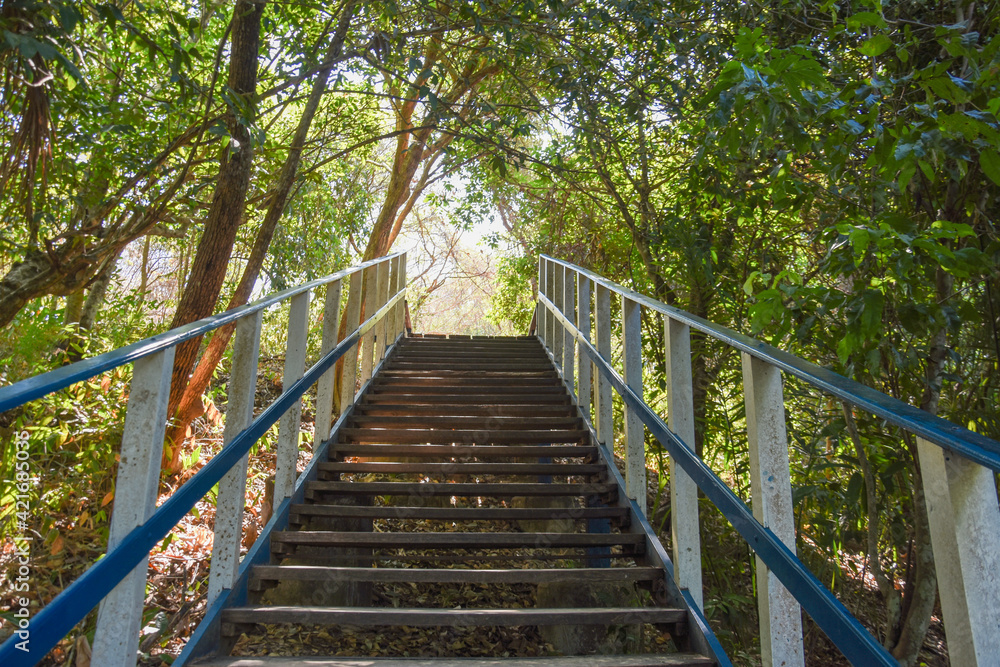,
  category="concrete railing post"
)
[375,257,391,363]
[314,280,342,444]
[359,264,379,385]
[339,269,364,412]
[562,266,576,399]
[665,316,703,609]
[92,348,175,667]
[742,353,804,667]
[577,274,592,418]
[207,311,263,607]
[595,283,613,447]
[916,438,1000,665]
[622,295,645,513]
[274,290,310,502]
